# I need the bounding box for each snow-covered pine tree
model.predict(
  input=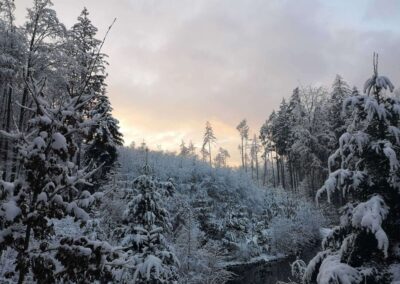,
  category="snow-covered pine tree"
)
[260,111,277,186]
[66,7,105,99]
[304,54,400,283]
[200,145,209,163]
[0,76,122,283]
[120,161,179,283]
[187,141,197,159]
[202,121,216,167]
[327,75,351,151]
[67,8,123,185]
[286,87,304,191]
[273,98,291,188]
[179,140,189,157]
[237,119,249,171]
[289,86,330,196]
[214,147,230,168]
[84,92,124,186]
[250,134,260,181]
